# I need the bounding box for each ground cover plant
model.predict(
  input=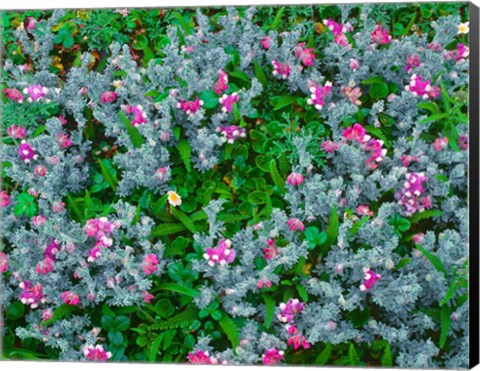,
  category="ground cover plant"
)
[0,2,471,368]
